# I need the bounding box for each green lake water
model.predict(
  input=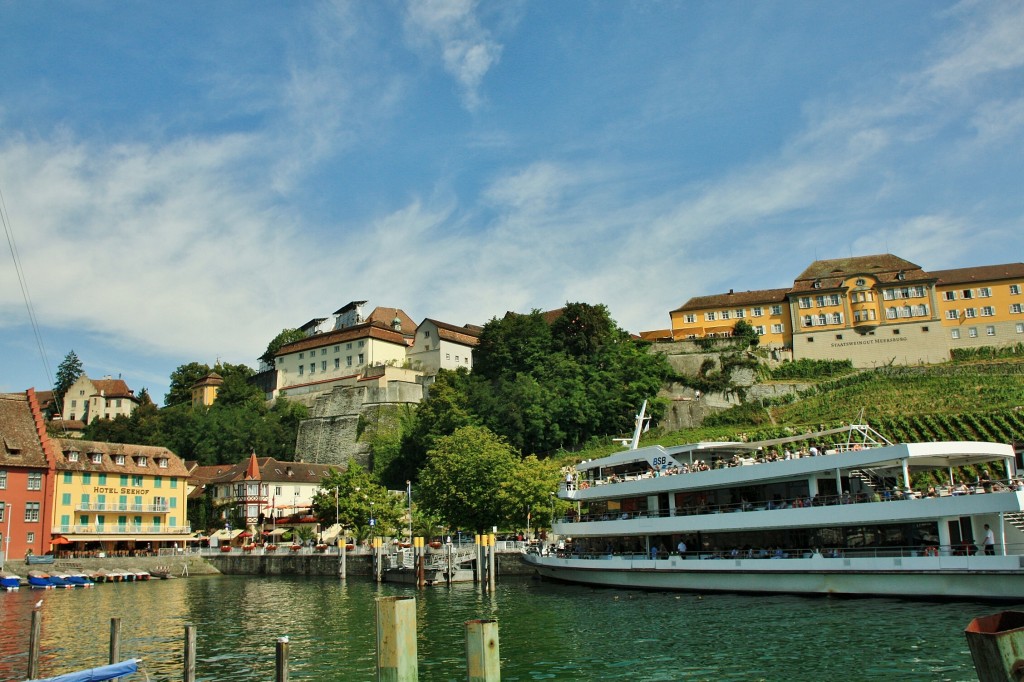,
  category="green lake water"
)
[0,574,1012,681]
